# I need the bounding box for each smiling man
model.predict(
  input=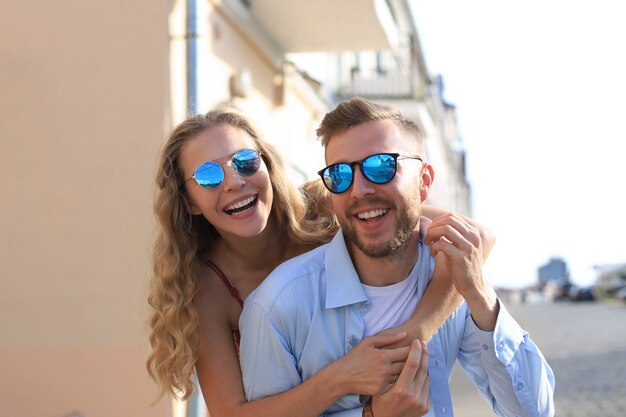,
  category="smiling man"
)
[240,97,555,417]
